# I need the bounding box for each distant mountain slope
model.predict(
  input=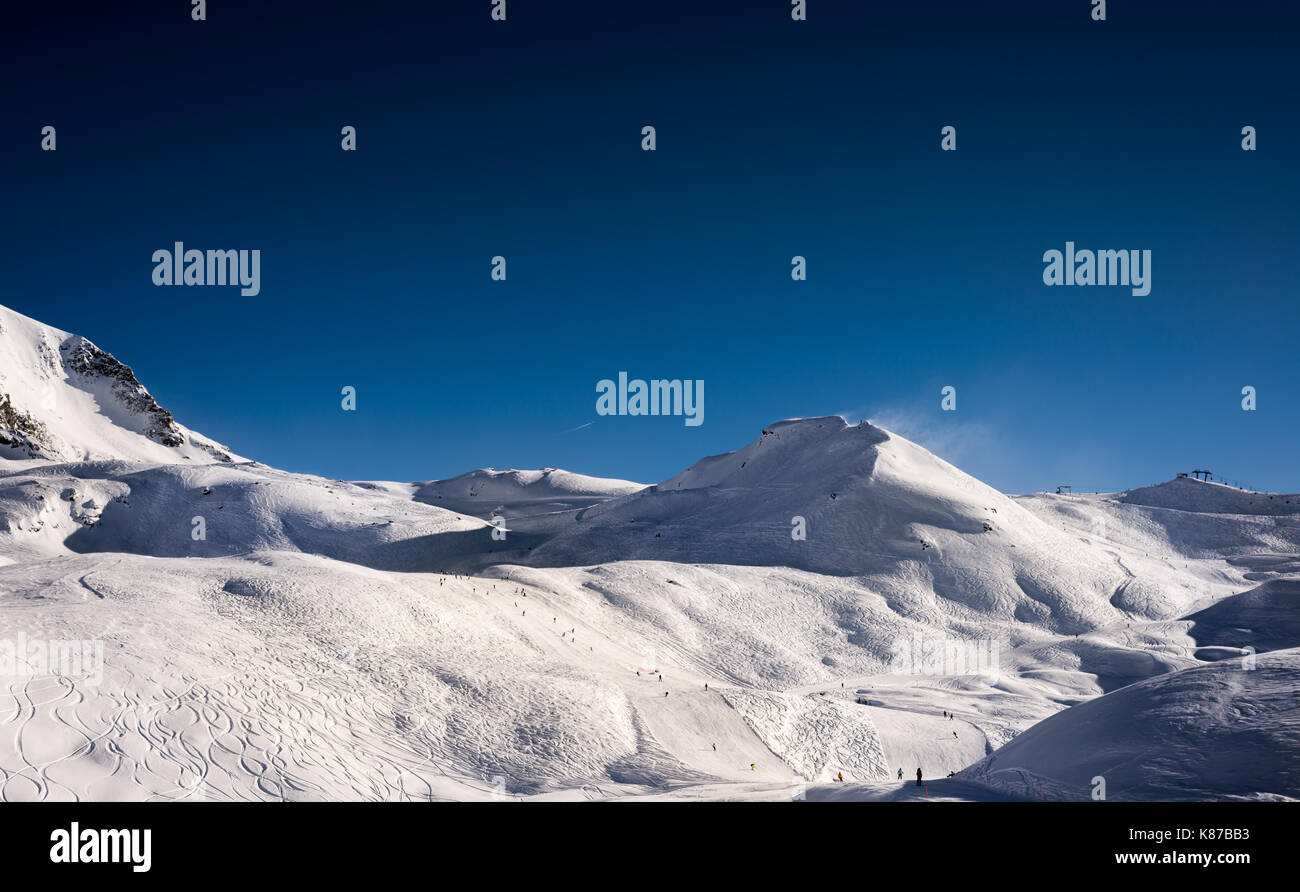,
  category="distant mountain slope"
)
[362,467,647,521]
[1016,481,1300,565]
[515,417,1195,638]
[0,302,239,464]
[1120,476,1300,515]
[0,459,489,569]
